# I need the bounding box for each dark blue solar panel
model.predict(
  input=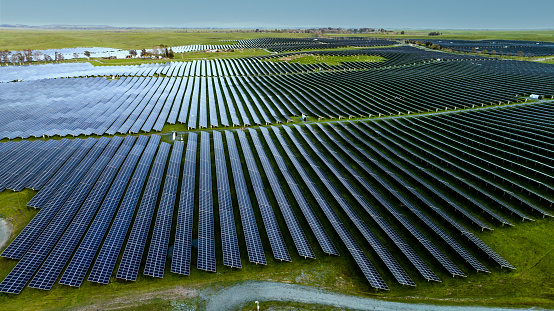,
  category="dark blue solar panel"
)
[213,131,241,269]
[117,142,170,281]
[171,133,197,275]
[28,136,137,291]
[9,139,72,192]
[87,135,160,285]
[237,130,290,262]
[225,131,266,265]
[0,136,123,294]
[197,132,215,272]
[144,141,184,278]
[249,129,314,259]
[259,127,338,256]
[1,137,108,260]
[59,136,150,288]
